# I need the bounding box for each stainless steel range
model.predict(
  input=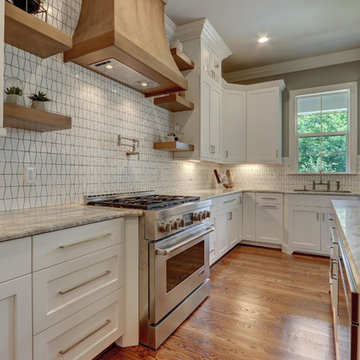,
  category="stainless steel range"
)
[86,192,213,349]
